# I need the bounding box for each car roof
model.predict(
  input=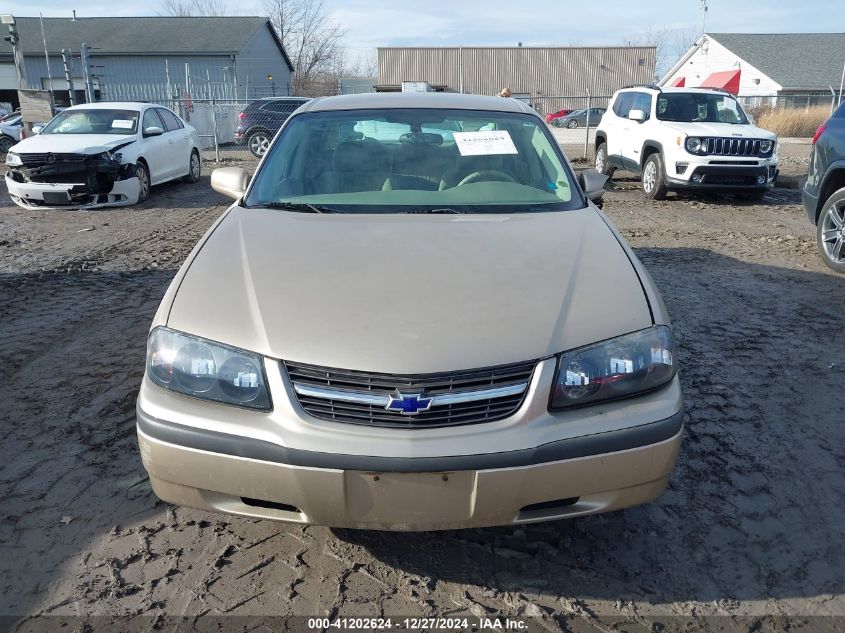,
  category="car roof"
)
[62,102,165,111]
[619,86,732,95]
[299,92,538,115]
